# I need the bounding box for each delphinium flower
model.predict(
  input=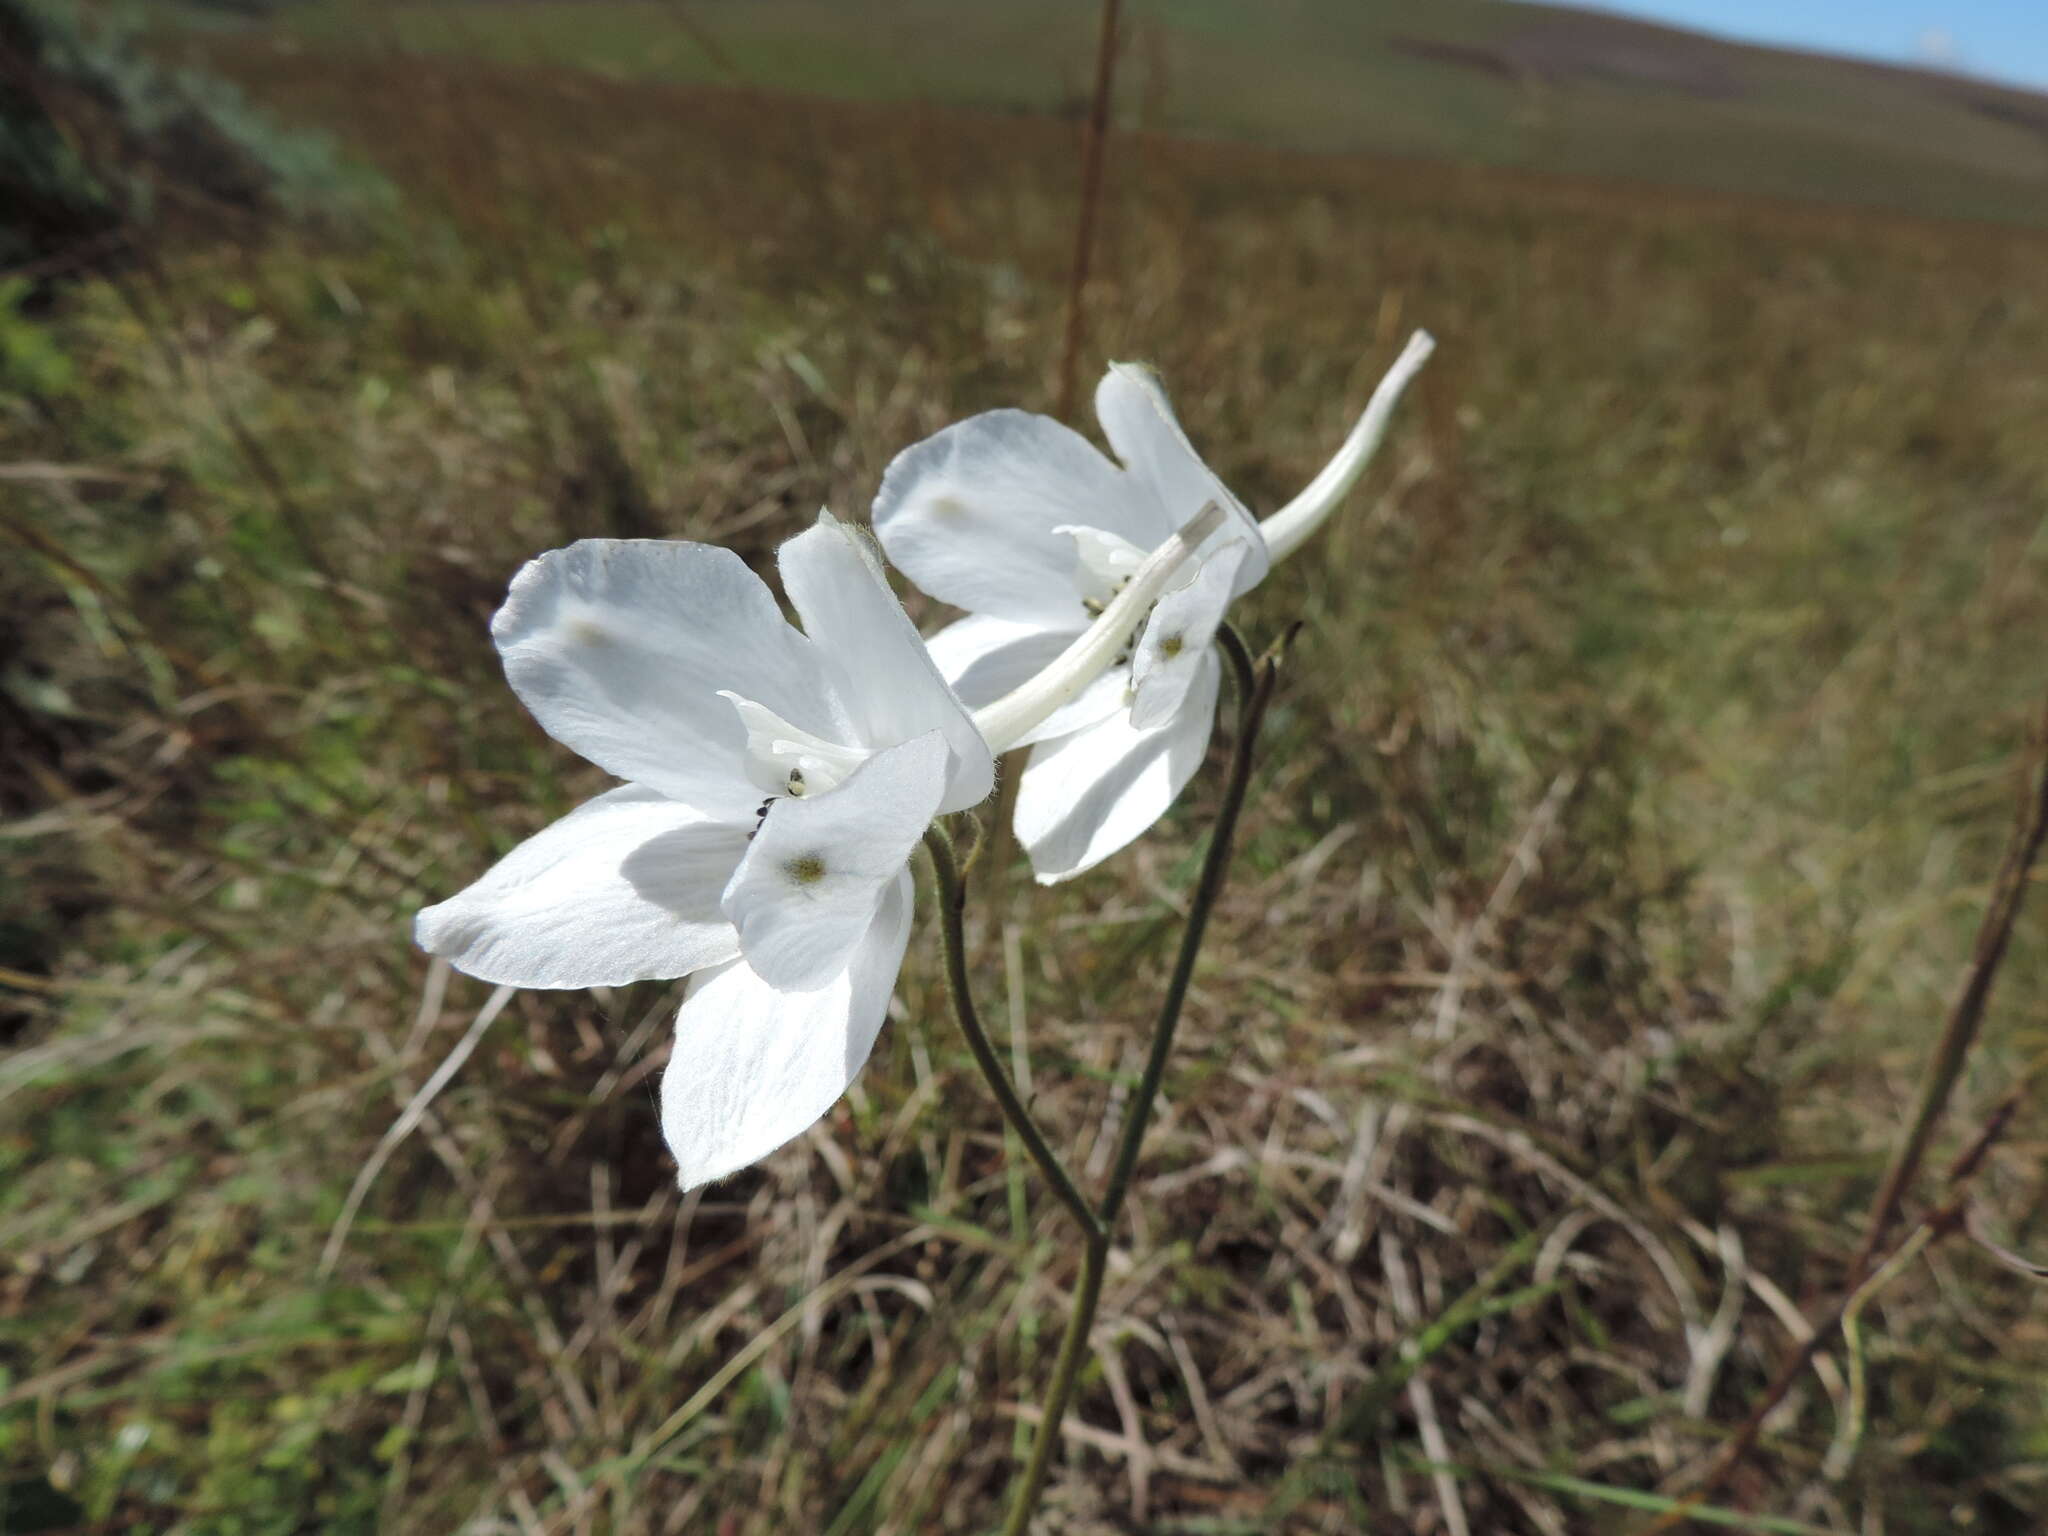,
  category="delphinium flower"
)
[873,333,1434,882]
[415,506,1222,1187]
